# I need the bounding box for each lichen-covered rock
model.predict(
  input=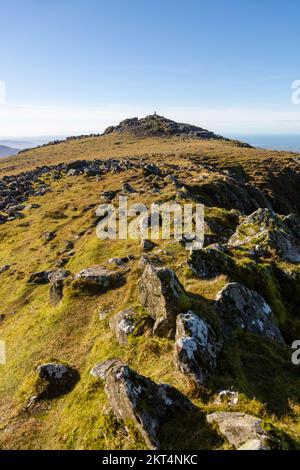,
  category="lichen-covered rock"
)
[27,271,53,285]
[49,269,71,305]
[138,264,191,337]
[109,308,154,345]
[174,311,222,385]
[284,213,300,240]
[141,239,157,252]
[187,177,272,215]
[90,359,119,379]
[238,439,269,450]
[98,360,195,449]
[122,182,136,194]
[108,308,135,345]
[228,208,300,263]
[108,255,134,267]
[188,248,235,279]
[72,266,125,294]
[0,264,10,274]
[215,282,284,343]
[40,231,57,243]
[34,362,79,399]
[207,412,269,449]
[214,389,239,406]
